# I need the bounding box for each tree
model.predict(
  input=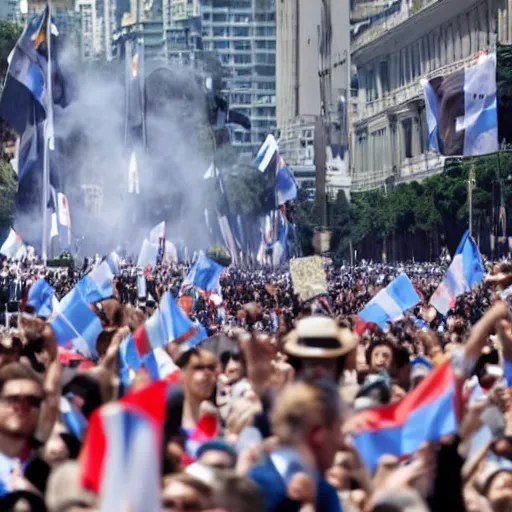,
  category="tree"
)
[0,21,21,81]
[0,160,16,239]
